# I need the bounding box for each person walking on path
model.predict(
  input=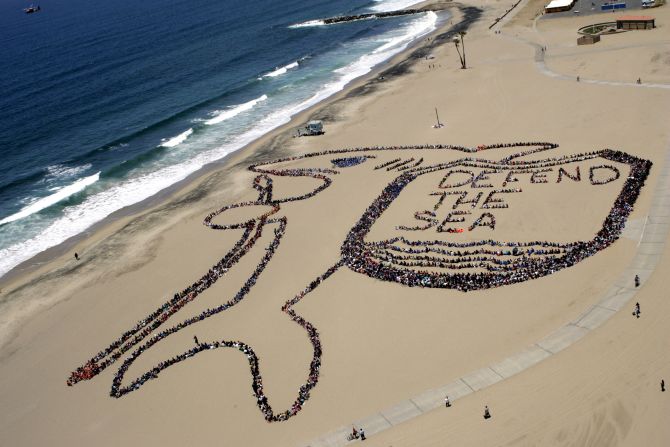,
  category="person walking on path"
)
[74,252,79,261]
[193,335,199,345]
[633,302,641,318]
[662,379,665,392]
[635,274,640,287]
[445,395,451,407]
[483,405,491,419]
[359,427,366,441]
